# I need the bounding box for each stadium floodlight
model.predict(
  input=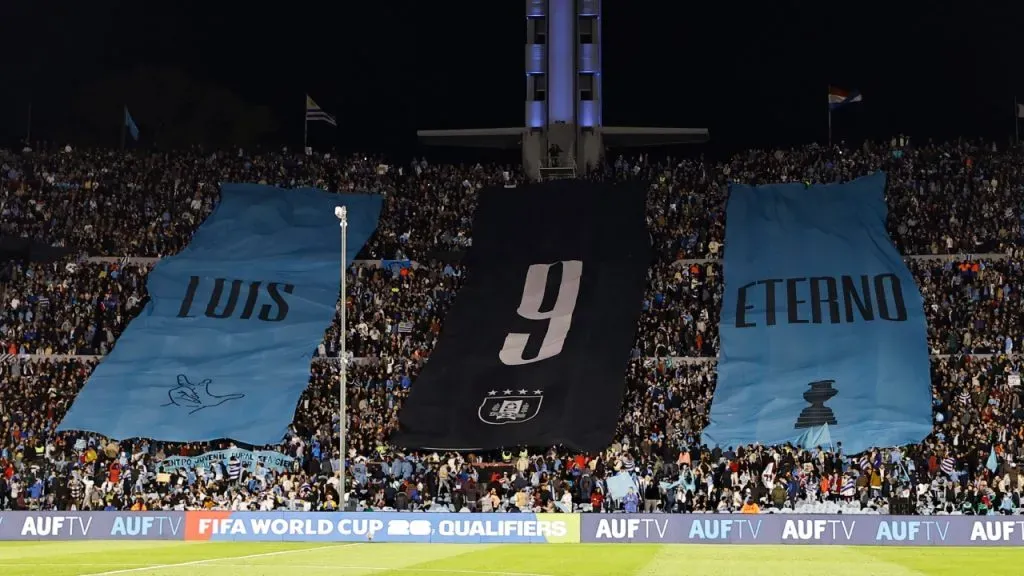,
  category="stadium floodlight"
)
[336,206,348,508]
